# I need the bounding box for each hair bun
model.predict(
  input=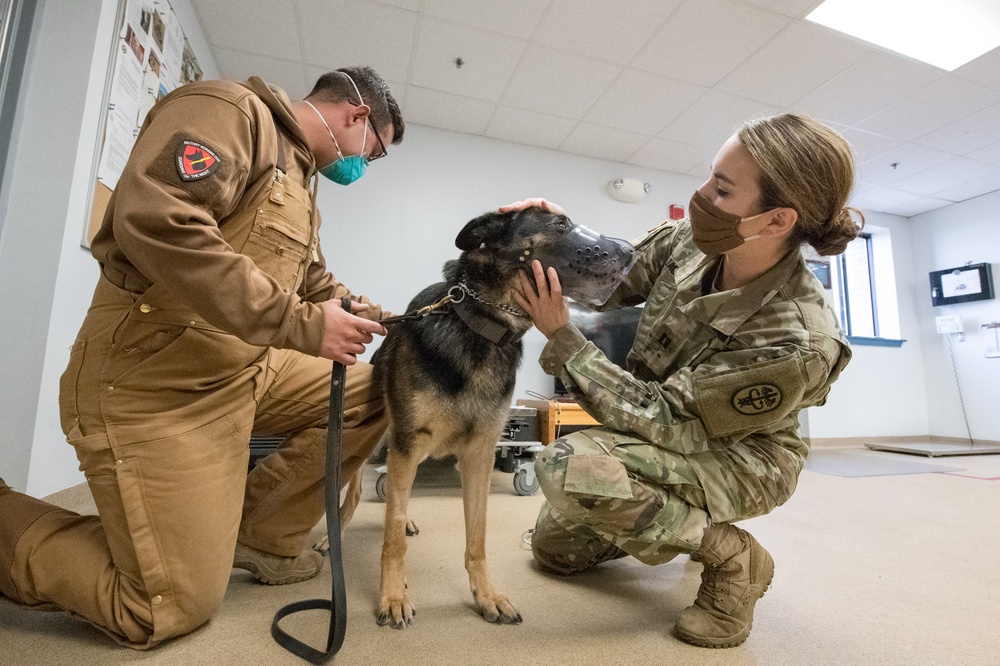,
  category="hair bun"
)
[811,207,865,256]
